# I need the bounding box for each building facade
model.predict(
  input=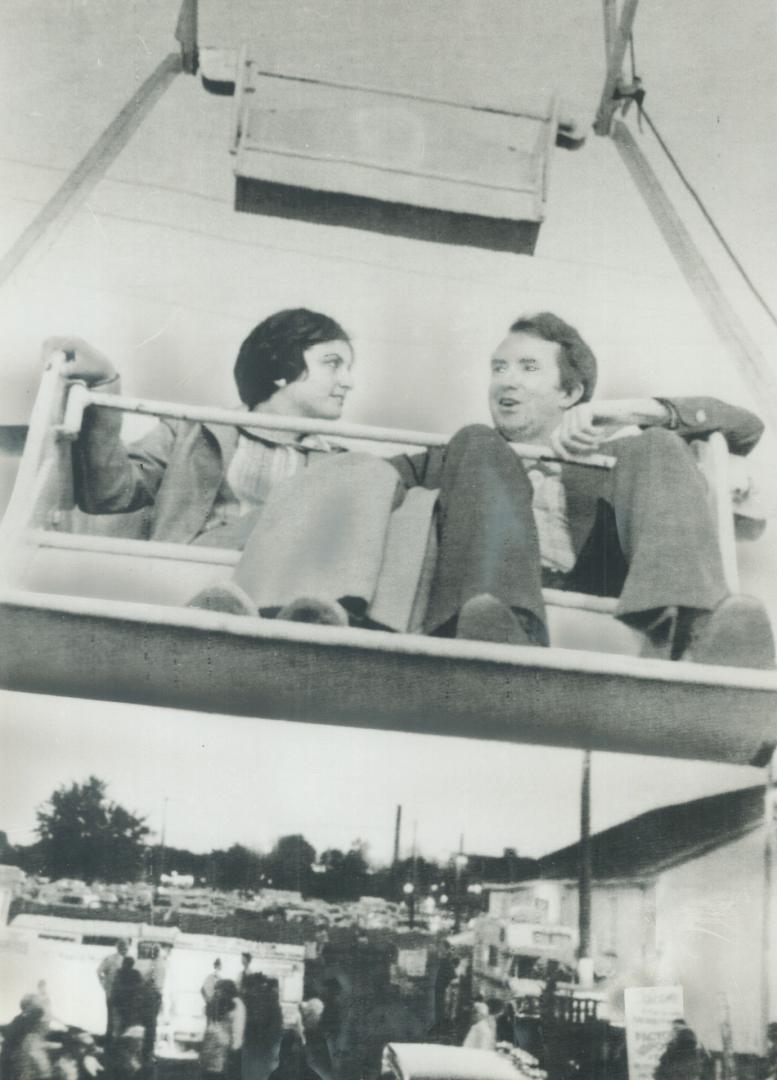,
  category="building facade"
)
[485,786,776,1054]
